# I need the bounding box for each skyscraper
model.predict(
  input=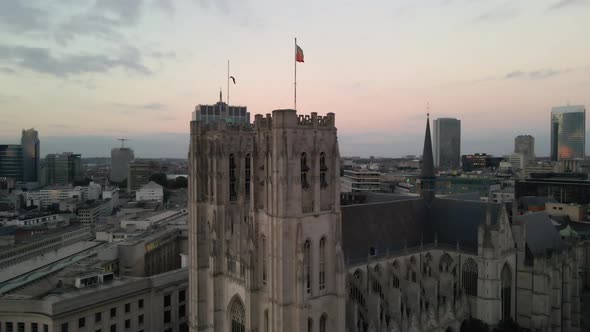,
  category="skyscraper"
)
[21,128,40,182]
[551,105,586,161]
[127,160,151,192]
[433,118,461,169]
[45,152,82,185]
[0,145,23,181]
[110,147,134,183]
[514,135,535,165]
